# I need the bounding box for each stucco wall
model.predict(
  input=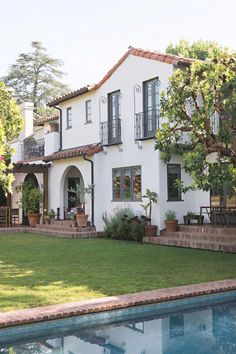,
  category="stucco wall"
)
[46,53,209,231]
